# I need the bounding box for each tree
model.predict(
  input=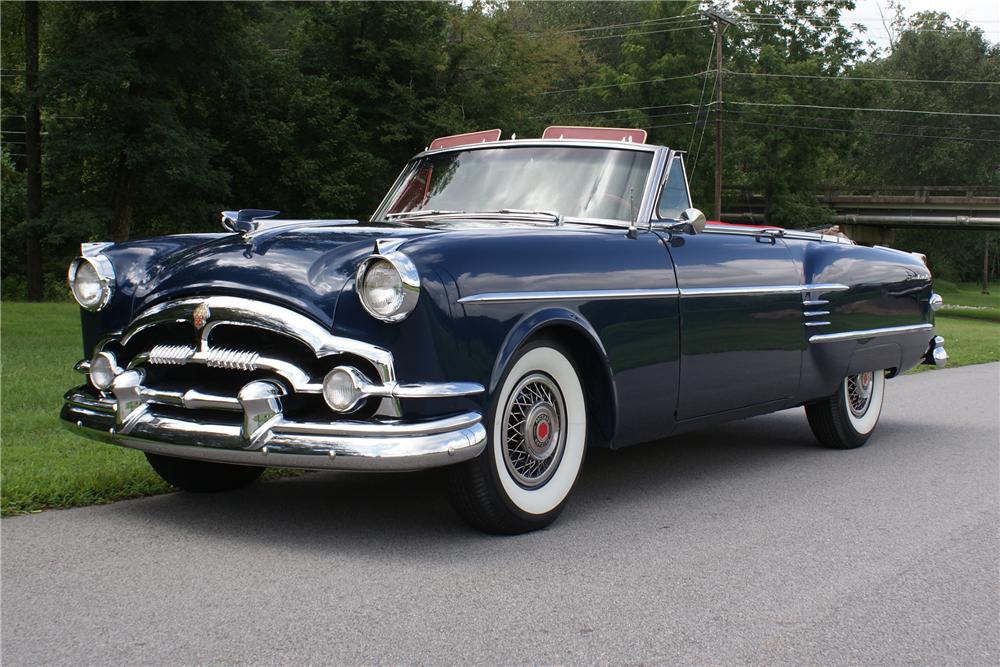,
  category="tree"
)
[40,2,257,242]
